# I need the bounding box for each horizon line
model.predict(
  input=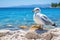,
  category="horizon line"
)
[0,4,50,8]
